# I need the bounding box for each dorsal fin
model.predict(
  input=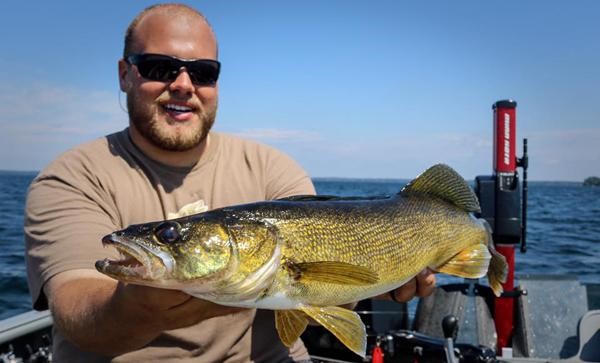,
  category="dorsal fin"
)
[276,195,344,201]
[276,195,390,202]
[400,164,481,213]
